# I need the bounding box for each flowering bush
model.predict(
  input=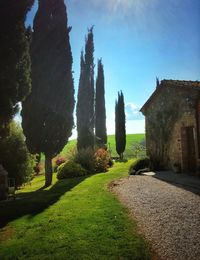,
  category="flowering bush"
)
[65,147,113,175]
[94,148,112,173]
